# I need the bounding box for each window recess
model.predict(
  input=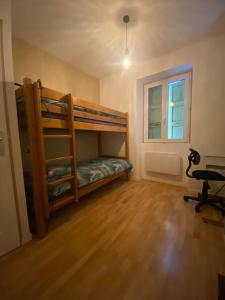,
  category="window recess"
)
[144,72,191,143]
